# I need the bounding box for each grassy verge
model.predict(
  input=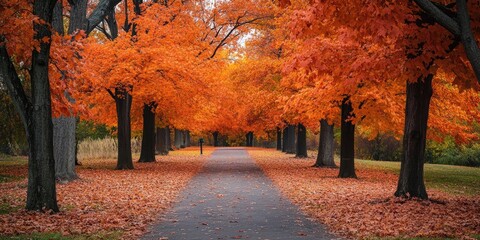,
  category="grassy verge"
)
[356,159,480,195]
